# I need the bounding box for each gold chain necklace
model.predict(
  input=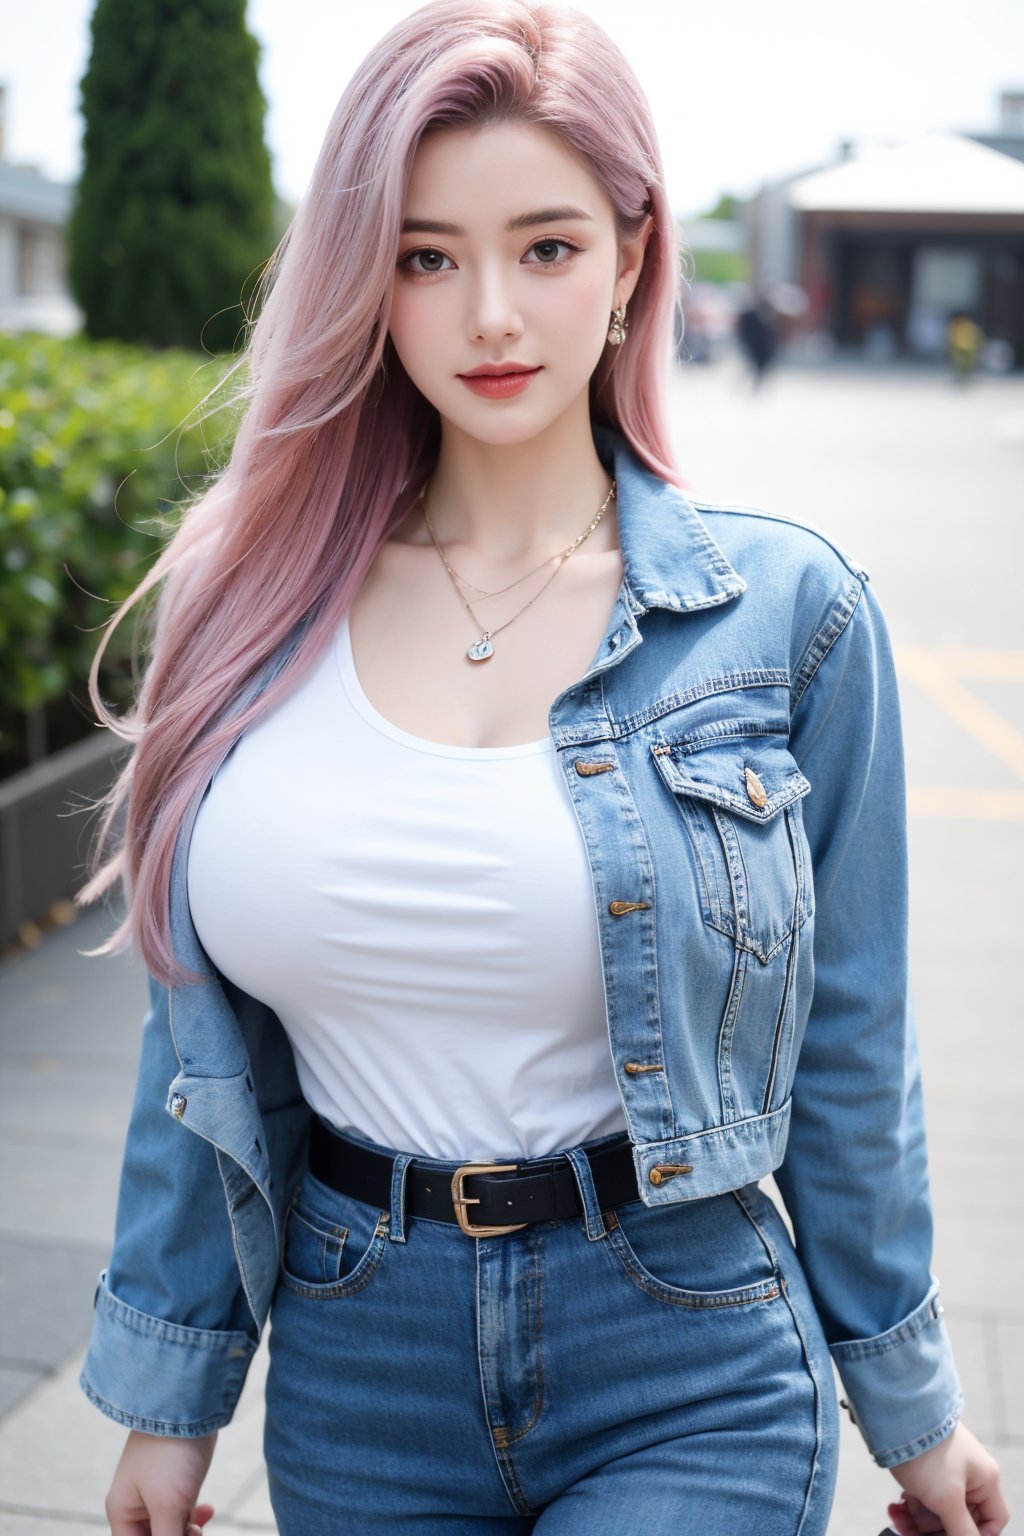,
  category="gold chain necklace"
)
[420,479,617,663]
[417,485,561,600]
